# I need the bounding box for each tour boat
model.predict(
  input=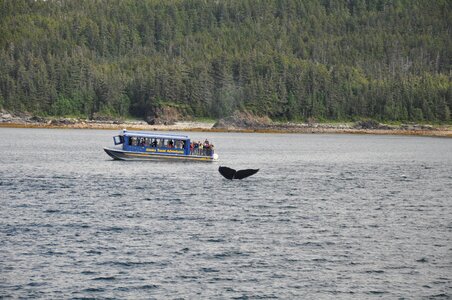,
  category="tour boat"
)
[104,130,218,161]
